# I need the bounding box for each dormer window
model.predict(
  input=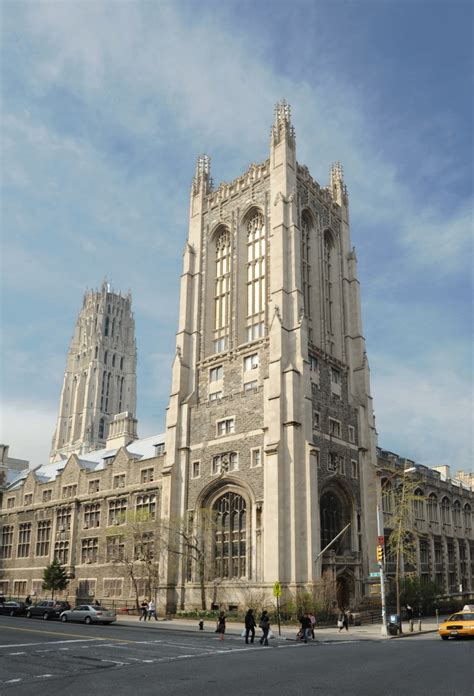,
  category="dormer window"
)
[154,443,165,456]
[113,474,126,489]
